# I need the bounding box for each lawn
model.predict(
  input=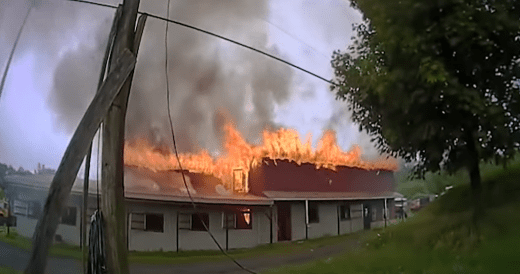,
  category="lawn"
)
[0,266,21,274]
[264,160,520,273]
